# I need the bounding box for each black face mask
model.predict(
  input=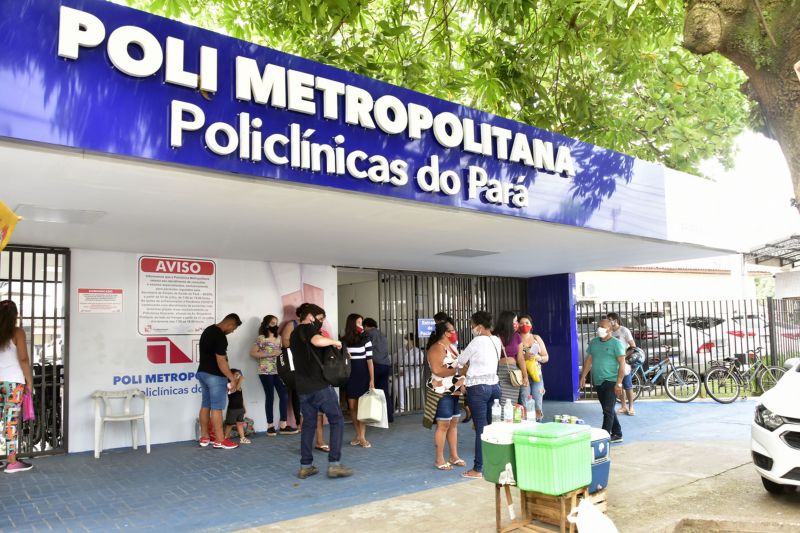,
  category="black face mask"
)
[312,319,323,330]
[268,325,279,336]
